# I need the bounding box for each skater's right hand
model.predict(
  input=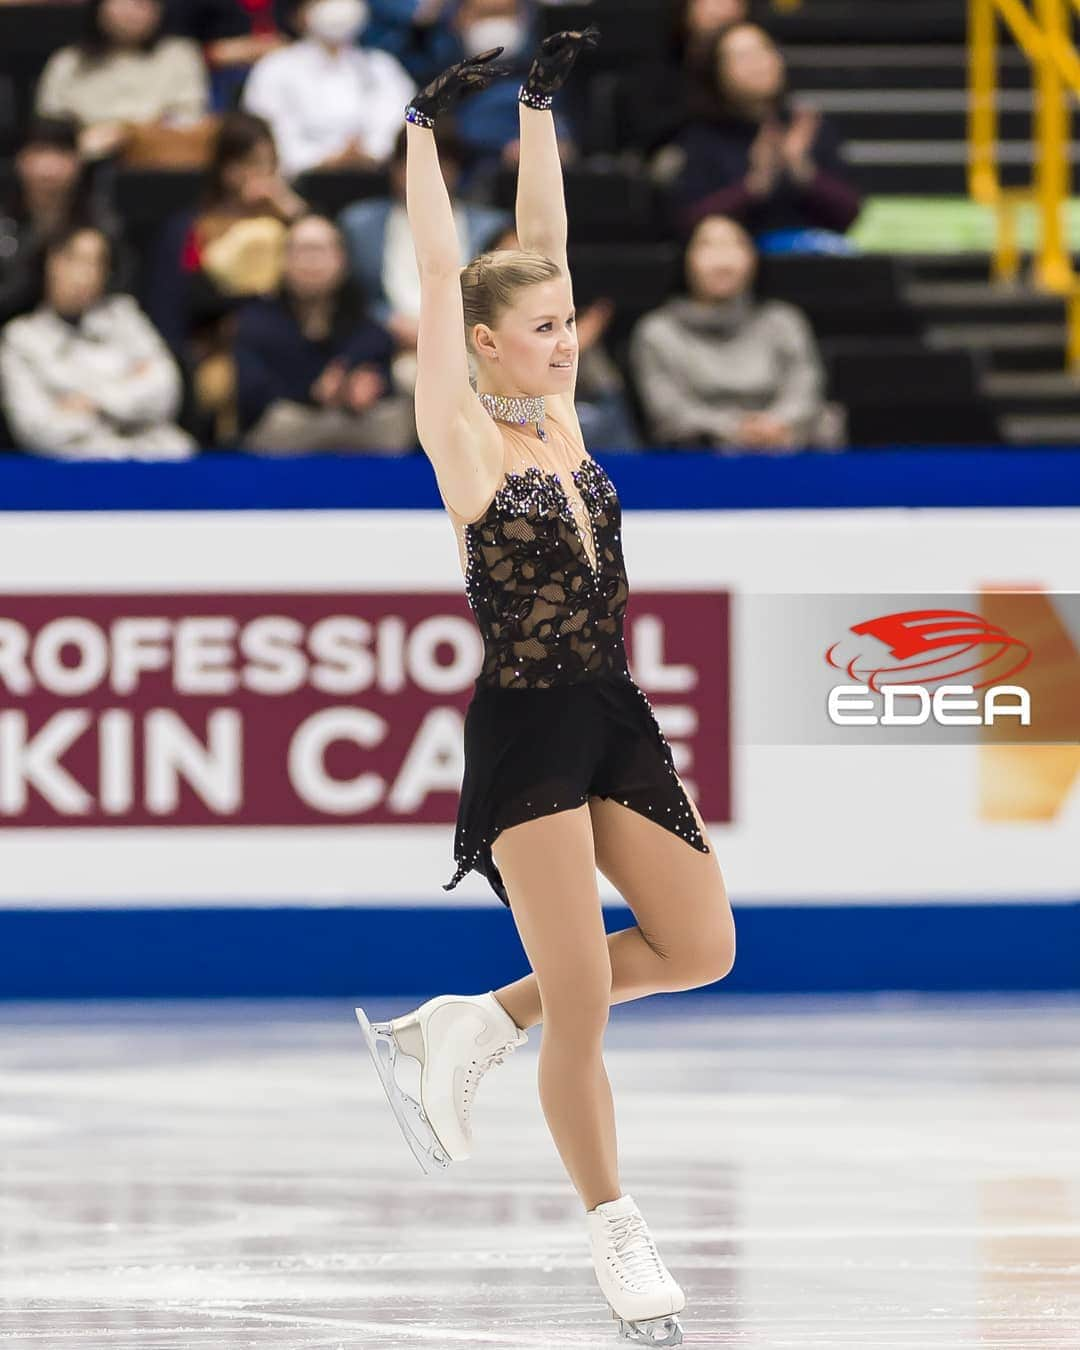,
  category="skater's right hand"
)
[406,48,514,125]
